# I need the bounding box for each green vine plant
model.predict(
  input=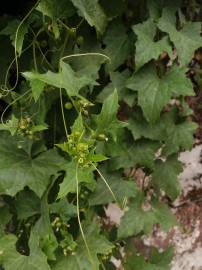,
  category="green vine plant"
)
[0,0,201,269]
